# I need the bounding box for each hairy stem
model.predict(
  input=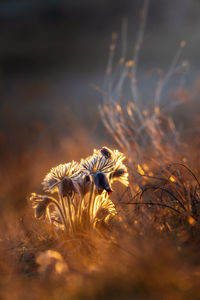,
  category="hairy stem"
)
[50,198,68,232]
[91,192,97,226]
[66,195,74,233]
[78,196,84,226]
[88,182,94,227]
[60,194,68,221]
